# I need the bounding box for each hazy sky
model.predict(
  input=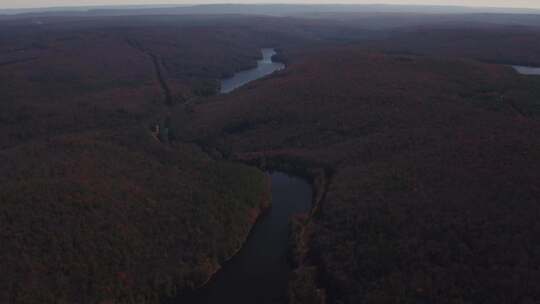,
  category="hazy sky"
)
[1,0,540,10]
